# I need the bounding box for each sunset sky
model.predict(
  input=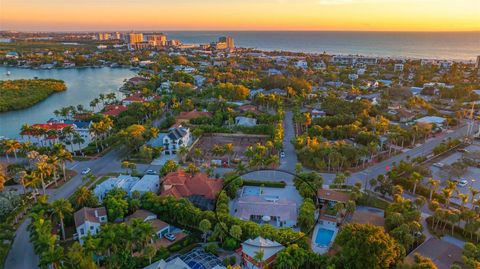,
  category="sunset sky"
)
[1,0,480,31]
